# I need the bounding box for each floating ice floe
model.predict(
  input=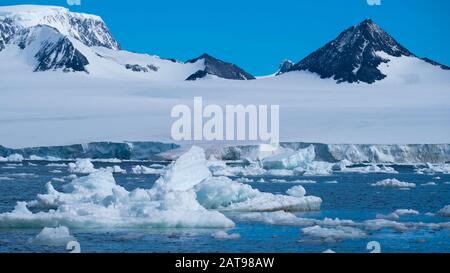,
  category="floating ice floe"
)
[394,209,420,216]
[31,226,75,247]
[271,179,288,183]
[236,177,254,183]
[301,225,366,242]
[363,219,408,232]
[323,249,336,253]
[100,165,126,174]
[371,179,416,188]
[47,163,68,167]
[0,146,321,230]
[286,186,306,198]
[376,209,420,221]
[68,159,95,174]
[195,176,322,212]
[131,165,165,175]
[415,163,450,174]
[340,164,398,174]
[438,205,450,217]
[211,231,241,240]
[422,182,437,186]
[291,180,317,184]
